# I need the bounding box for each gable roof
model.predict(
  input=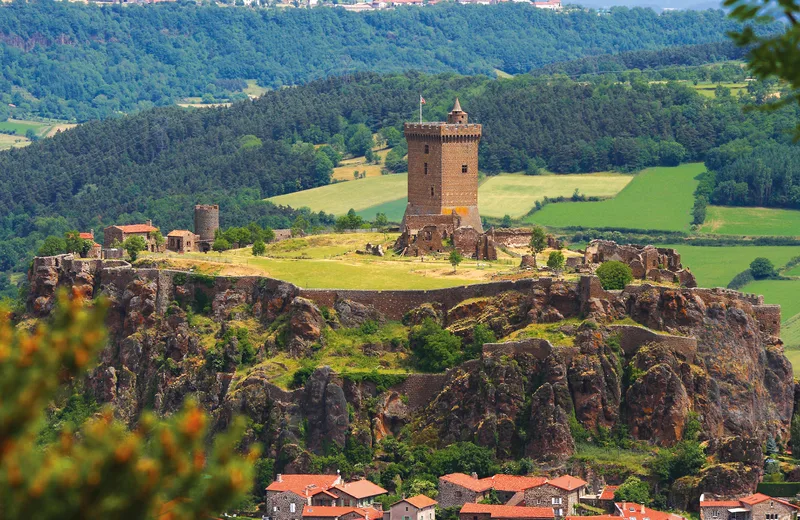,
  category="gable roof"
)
[333,480,388,499]
[546,475,587,492]
[700,501,741,508]
[266,474,341,495]
[112,224,158,234]
[599,486,619,501]
[615,502,686,520]
[303,506,382,520]
[167,229,195,237]
[402,495,438,509]
[79,232,94,240]
[487,475,548,493]
[738,494,800,510]
[440,473,493,493]
[460,503,554,520]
